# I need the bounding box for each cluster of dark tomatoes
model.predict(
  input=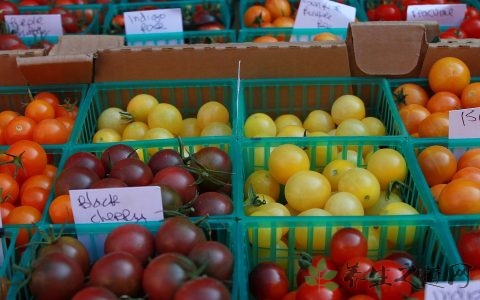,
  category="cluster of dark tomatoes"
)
[27,216,233,299]
[52,143,234,222]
